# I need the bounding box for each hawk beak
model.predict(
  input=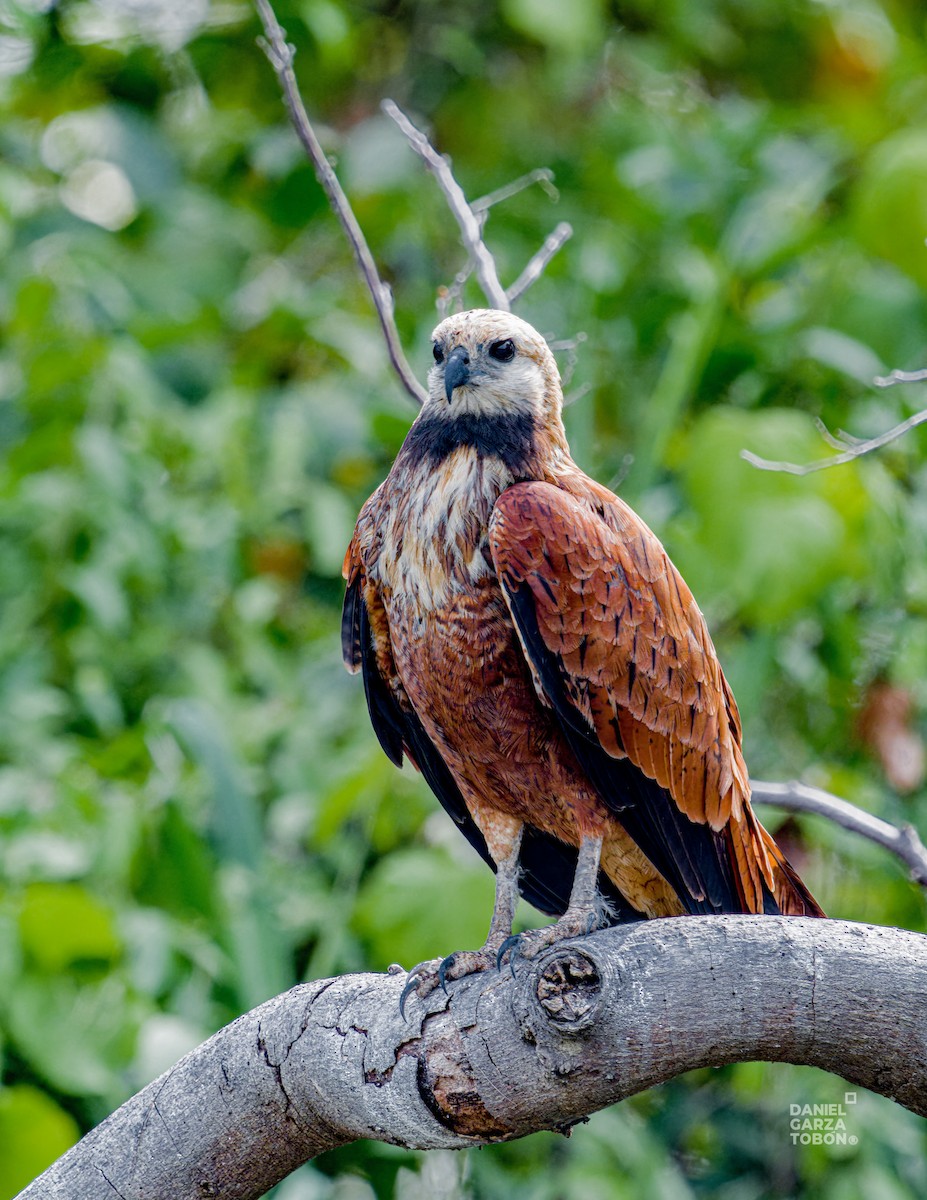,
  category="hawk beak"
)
[444,346,471,403]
